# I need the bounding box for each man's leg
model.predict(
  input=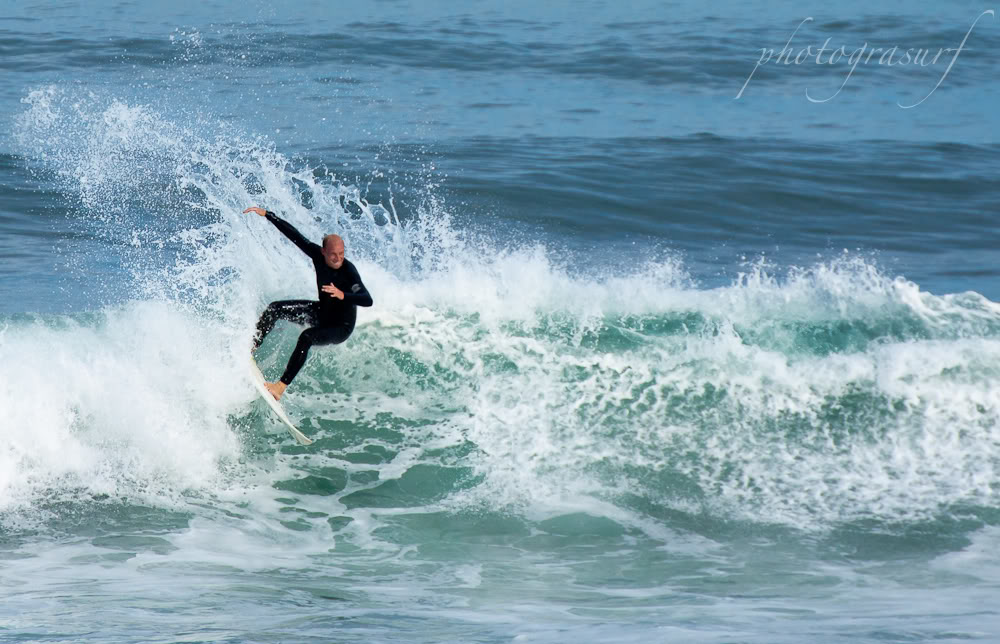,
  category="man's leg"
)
[278,325,353,388]
[253,300,319,352]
